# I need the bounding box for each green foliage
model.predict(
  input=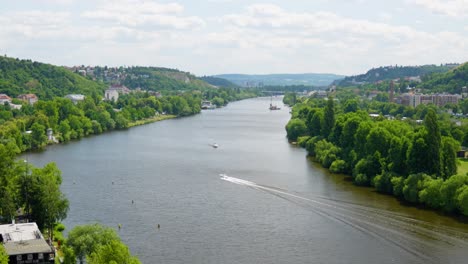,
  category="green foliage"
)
[286,96,468,216]
[285,118,308,141]
[424,109,442,176]
[63,223,141,264]
[87,240,141,264]
[0,57,105,99]
[373,172,397,194]
[337,64,456,87]
[419,178,443,209]
[0,245,8,264]
[418,62,468,93]
[314,139,340,168]
[64,223,121,264]
[283,92,297,106]
[329,159,347,173]
[322,98,335,138]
